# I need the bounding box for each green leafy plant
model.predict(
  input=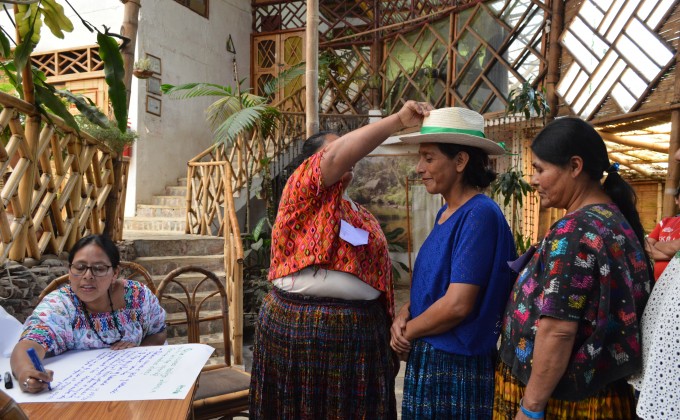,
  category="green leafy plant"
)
[162,82,280,148]
[381,224,410,281]
[75,115,137,153]
[133,58,152,72]
[506,79,550,120]
[0,0,128,133]
[491,168,534,255]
